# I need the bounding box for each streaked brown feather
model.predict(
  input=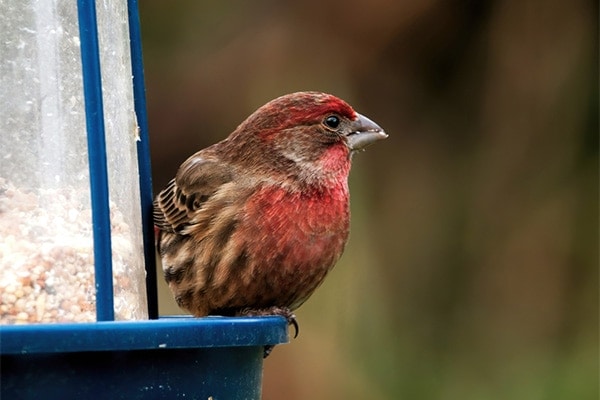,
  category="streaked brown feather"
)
[153,154,233,234]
